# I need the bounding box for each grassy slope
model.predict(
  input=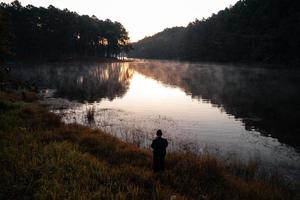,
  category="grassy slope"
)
[0,91,298,200]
